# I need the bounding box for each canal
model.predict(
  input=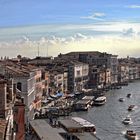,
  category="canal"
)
[73,80,140,140]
